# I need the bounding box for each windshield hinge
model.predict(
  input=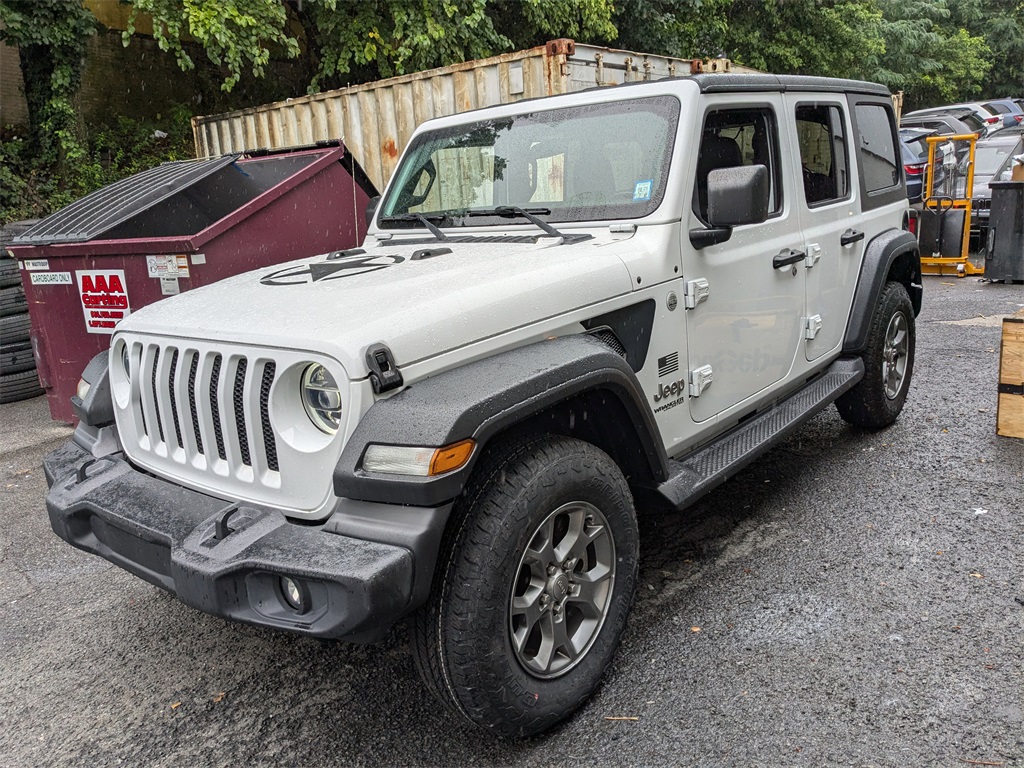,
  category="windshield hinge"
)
[366,343,403,394]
